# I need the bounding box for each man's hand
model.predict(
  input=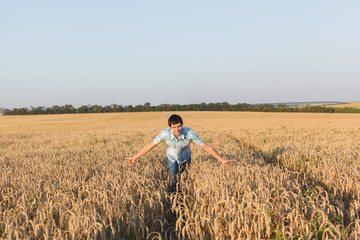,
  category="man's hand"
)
[202,143,235,168]
[125,142,157,166]
[126,157,136,166]
[220,159,235,168]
